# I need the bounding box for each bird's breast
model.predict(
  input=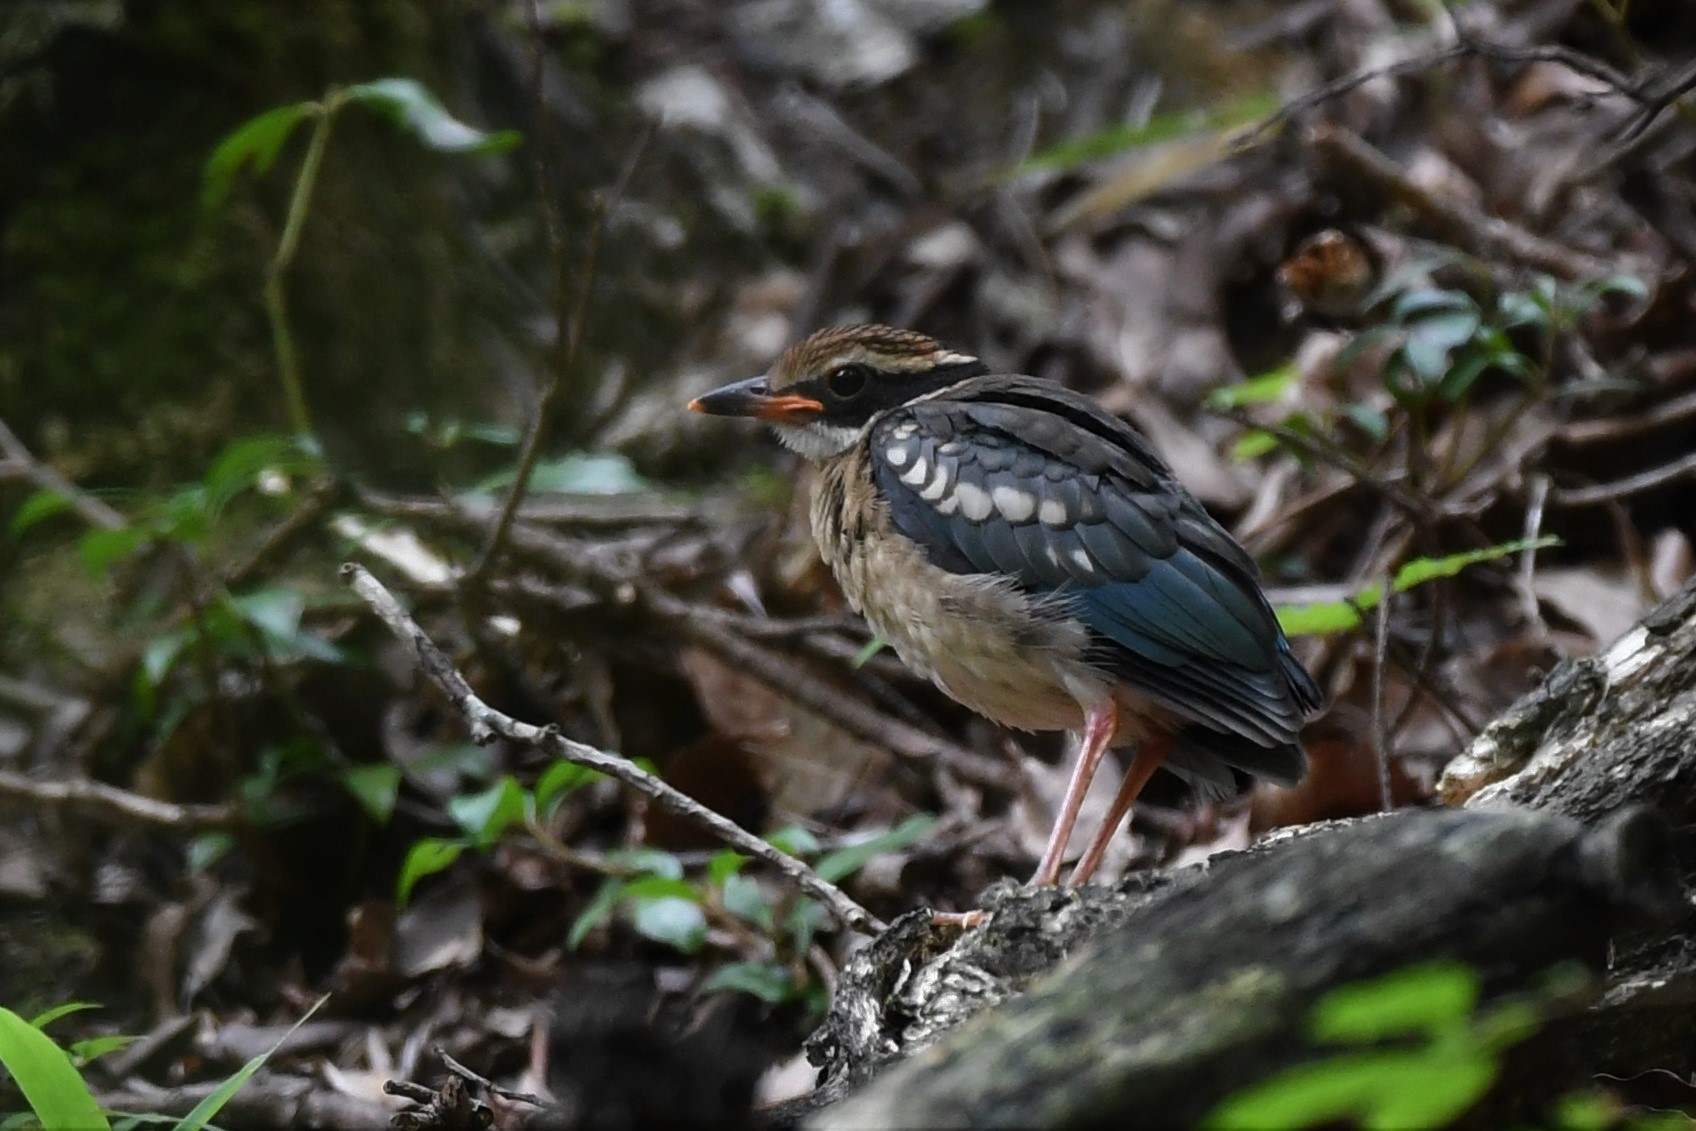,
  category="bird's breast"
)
[811,448,1110,733]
